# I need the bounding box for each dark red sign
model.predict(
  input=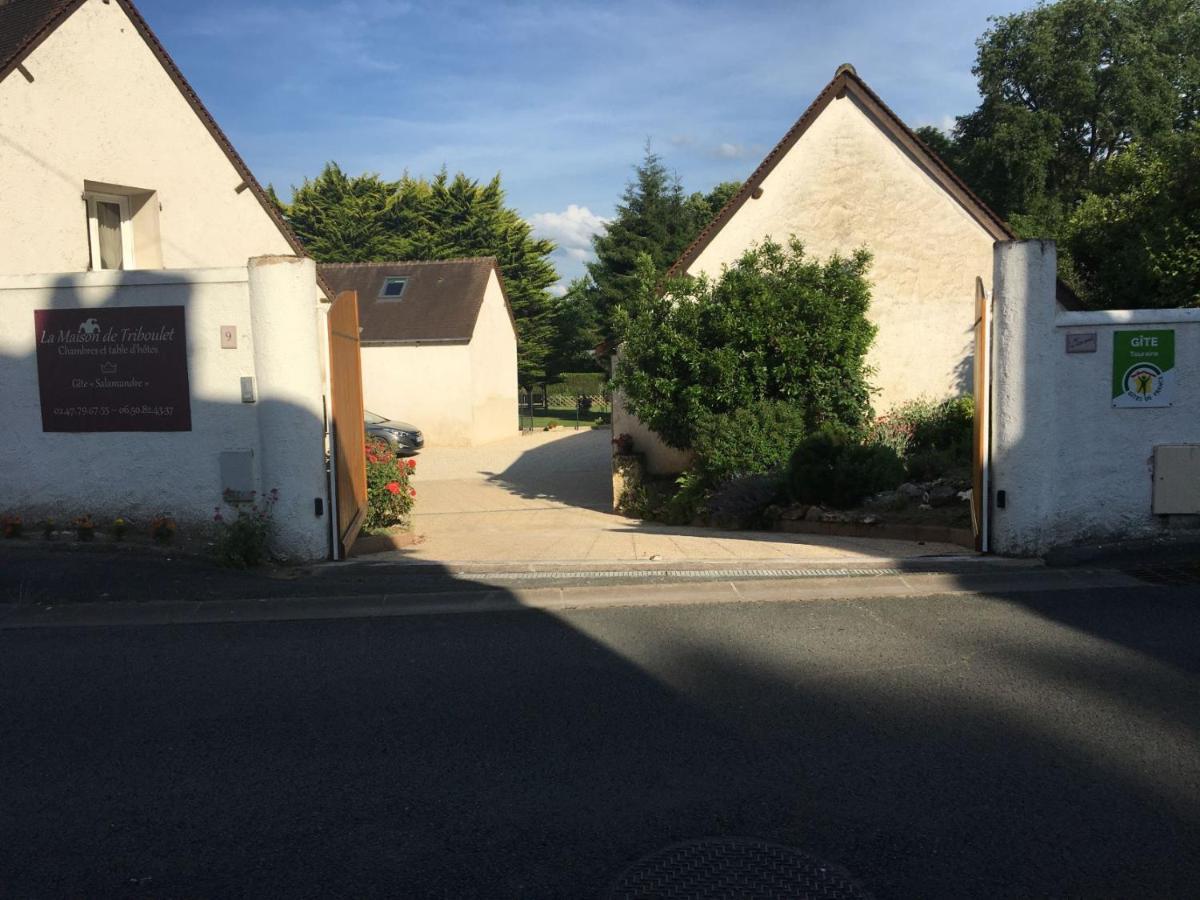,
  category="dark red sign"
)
[34,306,192,432]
